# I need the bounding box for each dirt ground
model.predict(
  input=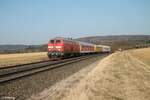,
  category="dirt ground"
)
[28,48,150,100]
[0,52,48,67]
